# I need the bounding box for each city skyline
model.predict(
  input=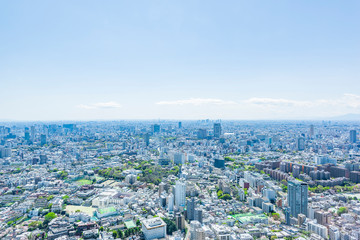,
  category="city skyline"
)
[1,1,360,120]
